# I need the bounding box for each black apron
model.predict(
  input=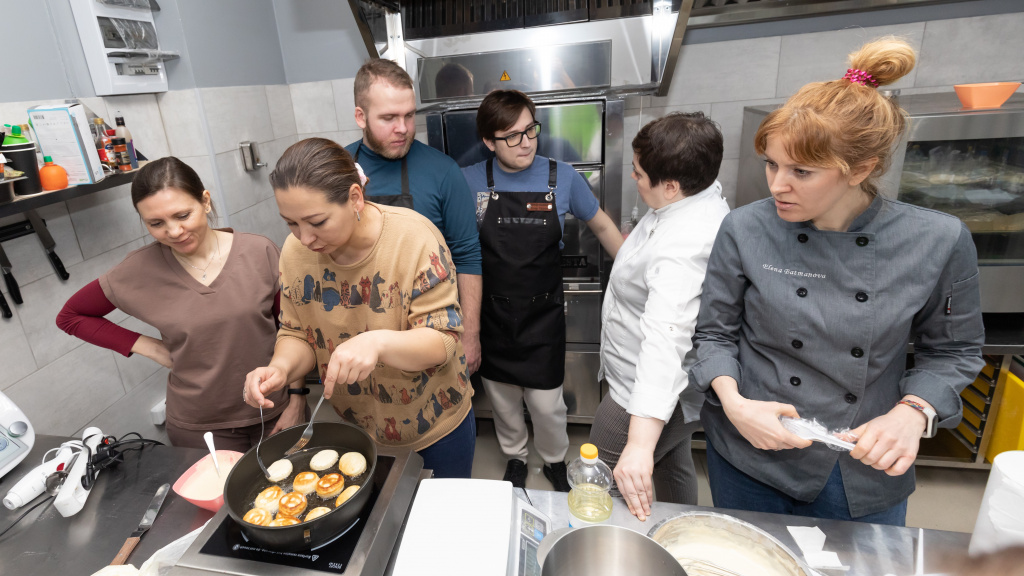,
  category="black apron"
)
[354,143,414,209]
[478,158,565,390]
